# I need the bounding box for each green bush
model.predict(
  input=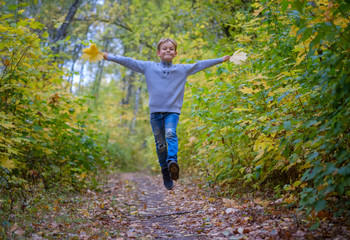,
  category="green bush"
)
[0,5,108,193]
